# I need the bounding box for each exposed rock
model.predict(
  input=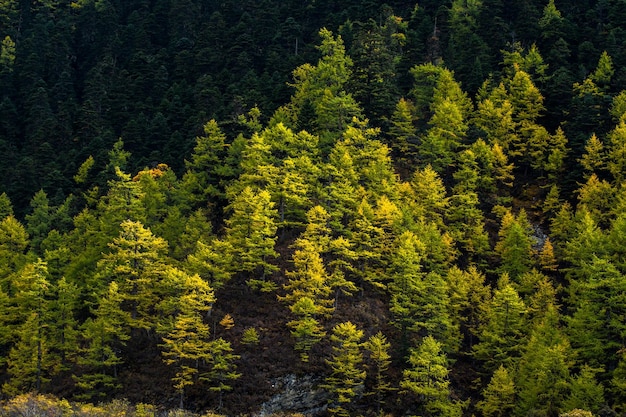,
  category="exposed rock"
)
[531,223,548,251]
[255,374,328,416]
